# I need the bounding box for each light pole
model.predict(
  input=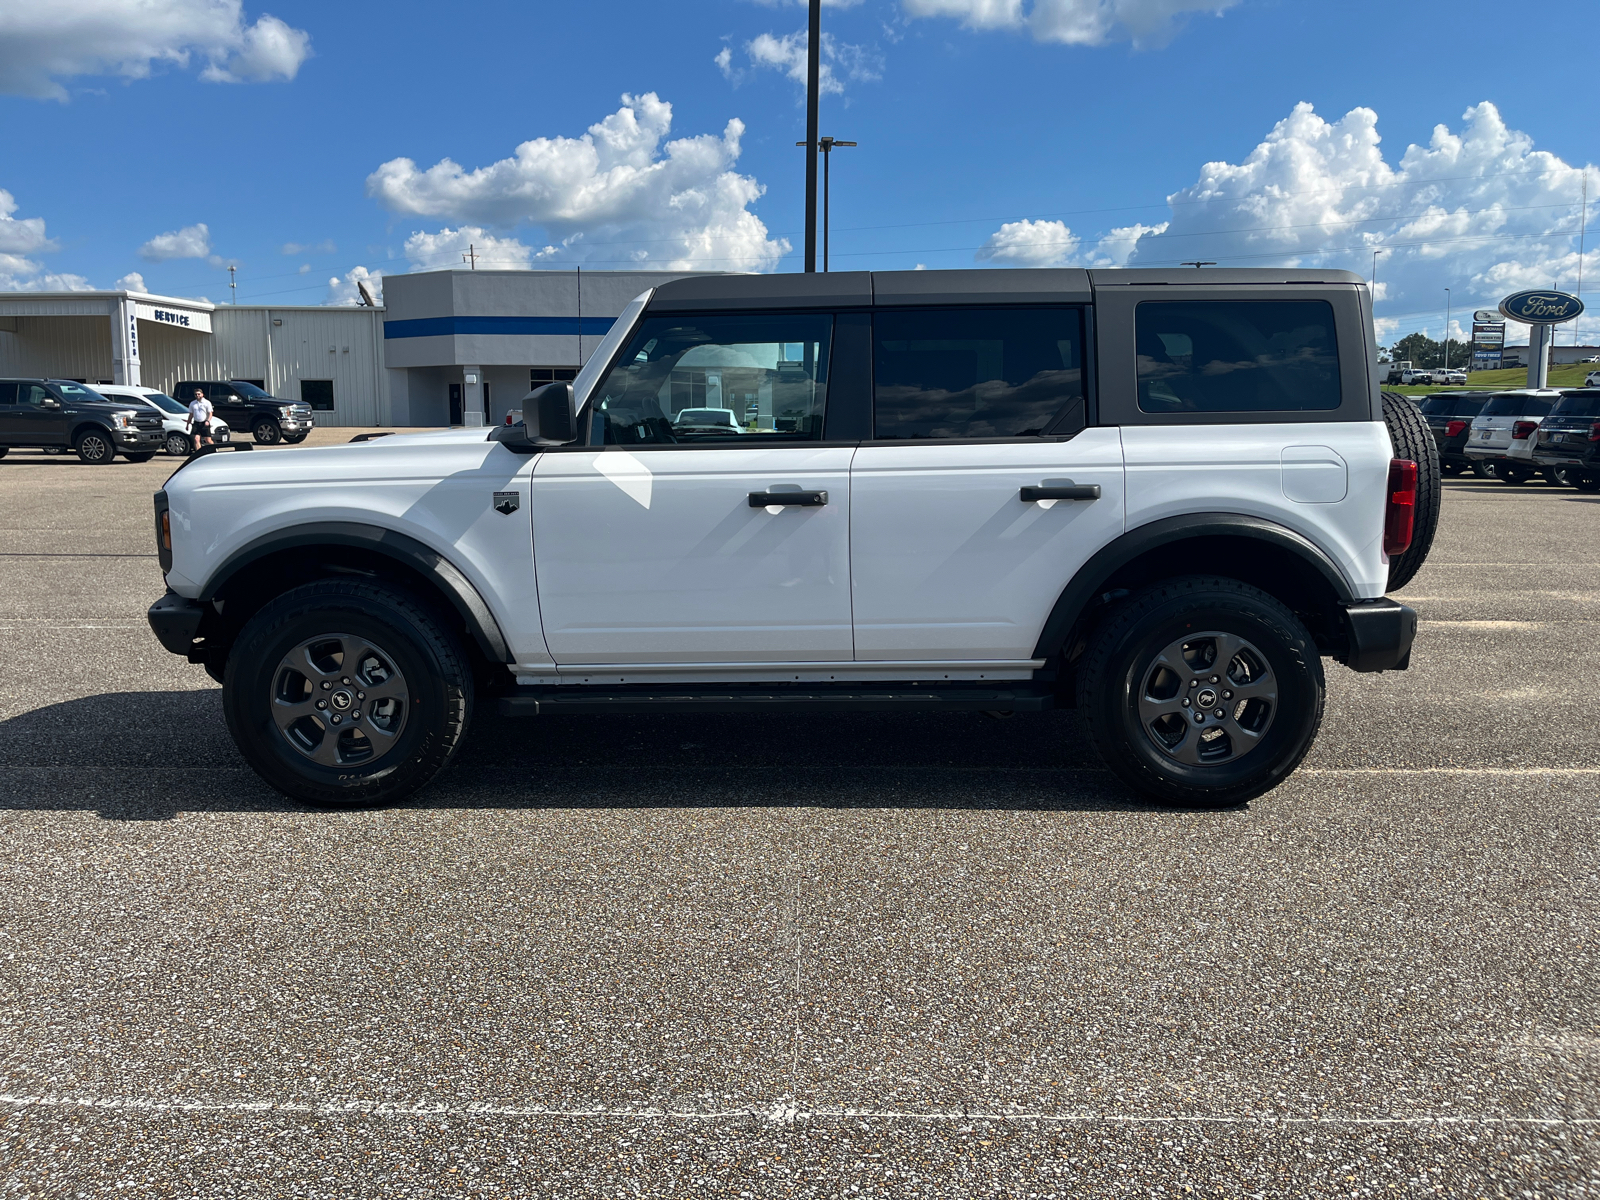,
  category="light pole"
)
[1443,287,1452,371]
[1370,249,1384,294]
[803,0,821,273]
[795,136,857,271]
